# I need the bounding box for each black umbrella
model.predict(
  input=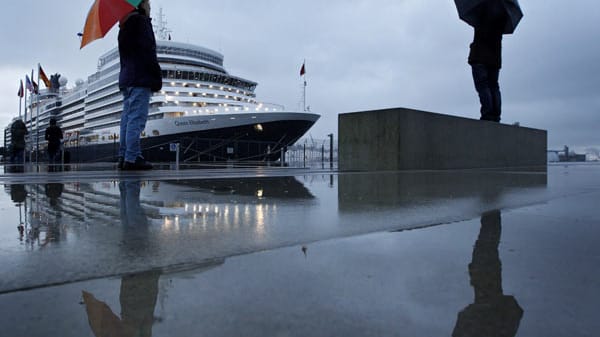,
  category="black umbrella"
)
[455,0,523,34]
